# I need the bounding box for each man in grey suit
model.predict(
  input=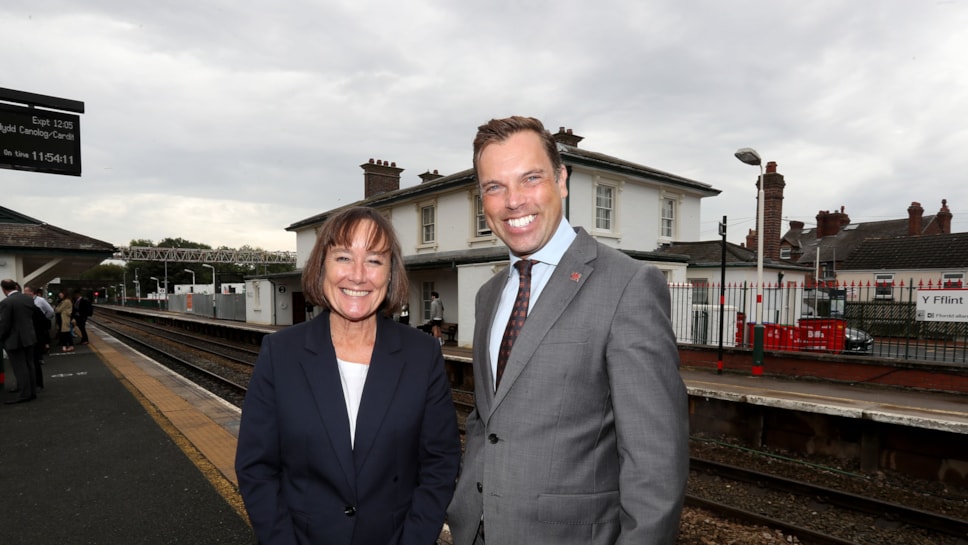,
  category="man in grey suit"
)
[447,116,688,544]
